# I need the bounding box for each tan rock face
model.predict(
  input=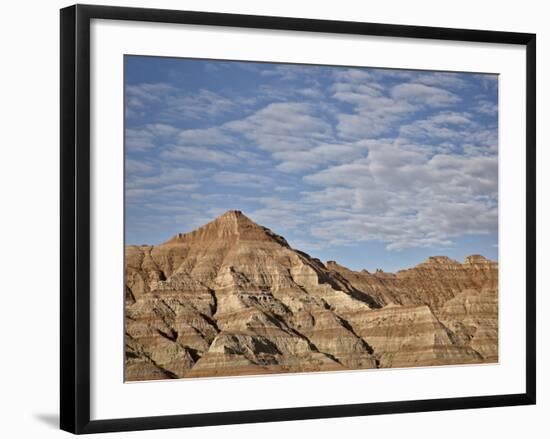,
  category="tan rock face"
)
[125,210,498,381]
